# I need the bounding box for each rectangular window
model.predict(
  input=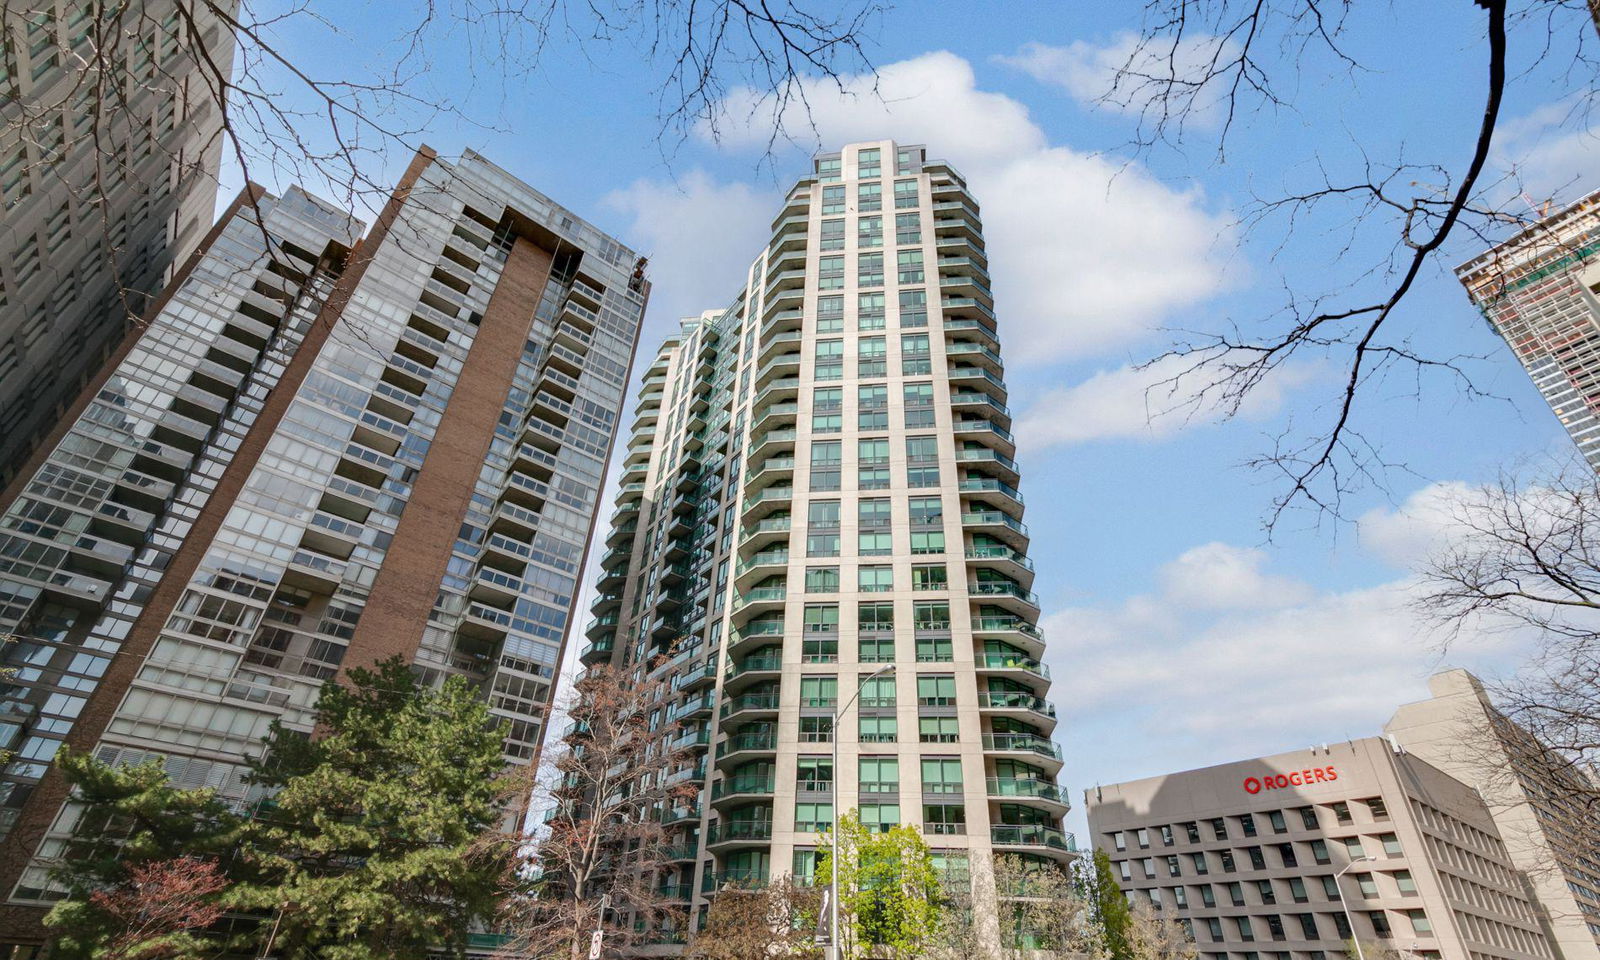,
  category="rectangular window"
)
[805,566,840,593]
[859,756,898,793]
[915,601,947,630]
[858,498,892,528]
[858,182,882,212]
[895,211,922,245]
[858,292,886,330]
[897,249,925,284]
[918,716,959,743]
[859,466,890,490]
[922,757,962,794]
[916,675,956,705]
[859,635,895,663]
[858,338,887,380]
[910,530,945,554]
[908,495,943,525]
[811,440,841,466]
[795,801,833,833]
[859,675,895,708]
[799,675,837,707]
[924,804,965,835]
[815,339,844,380]
[819,255,845,288]
[859,802,899,833]
[820,218,845,251]
[859,714,897,743]
[911,565,947,591]
[858,215,883,248]
[894,179,918,209]
[858,438,889,465]
[803,604,839,633]
[818,294,845,328]
[858,252,884,288]
[858,531,892,556]
[858,601,894,631]
[897,287,927,327]
[915,636,952,662]
[821,184,845,212]
[1379,833,1402,857]
[800,716,833,742]
[857,147,881,178]
[817,157,842,181]
[807,532,839,558]
[859,565,893,593]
